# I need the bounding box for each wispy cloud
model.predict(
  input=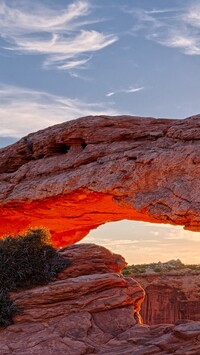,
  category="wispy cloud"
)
[129,4,200,55]
[69,71,92,81]
[146,9,179,15]
[57,57,91,70]
[0,0,117,70]
[106,86,144,97]
[80,236,140,247]
[166,227,200,243]
[185,5,200,29]
[0,84,116,137]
